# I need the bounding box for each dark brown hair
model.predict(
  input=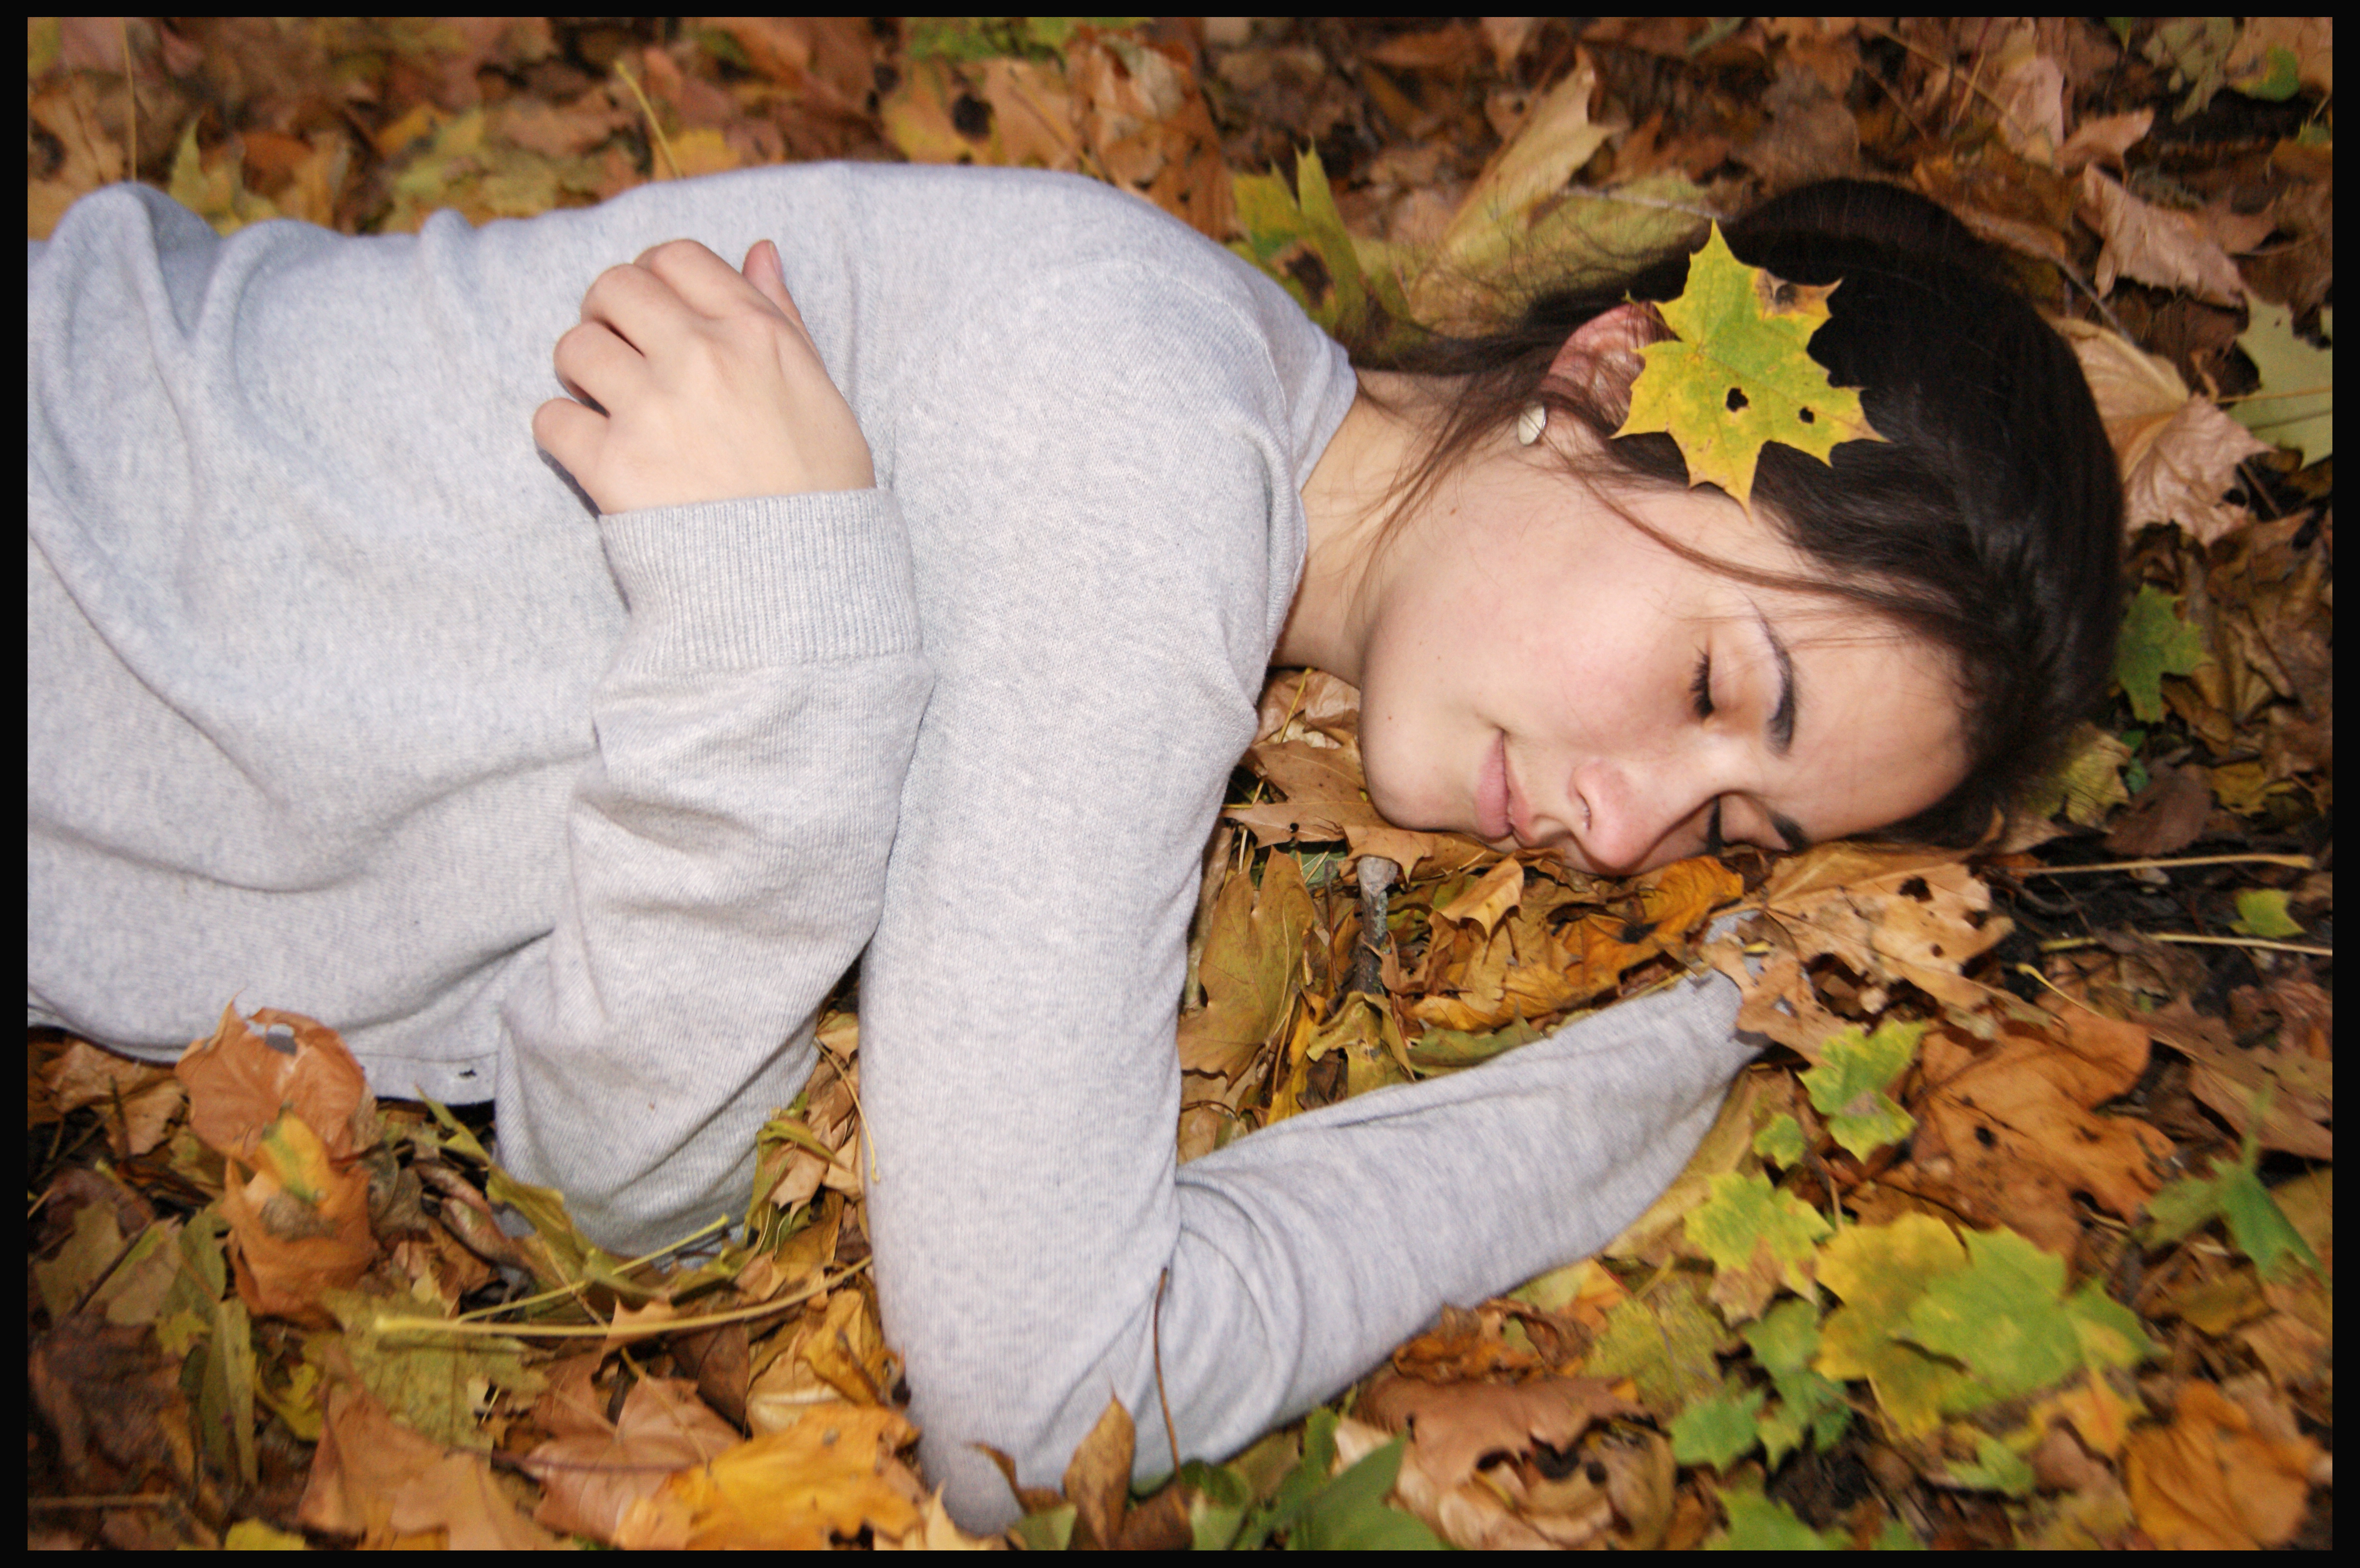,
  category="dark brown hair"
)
[1355,178,2124,847]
